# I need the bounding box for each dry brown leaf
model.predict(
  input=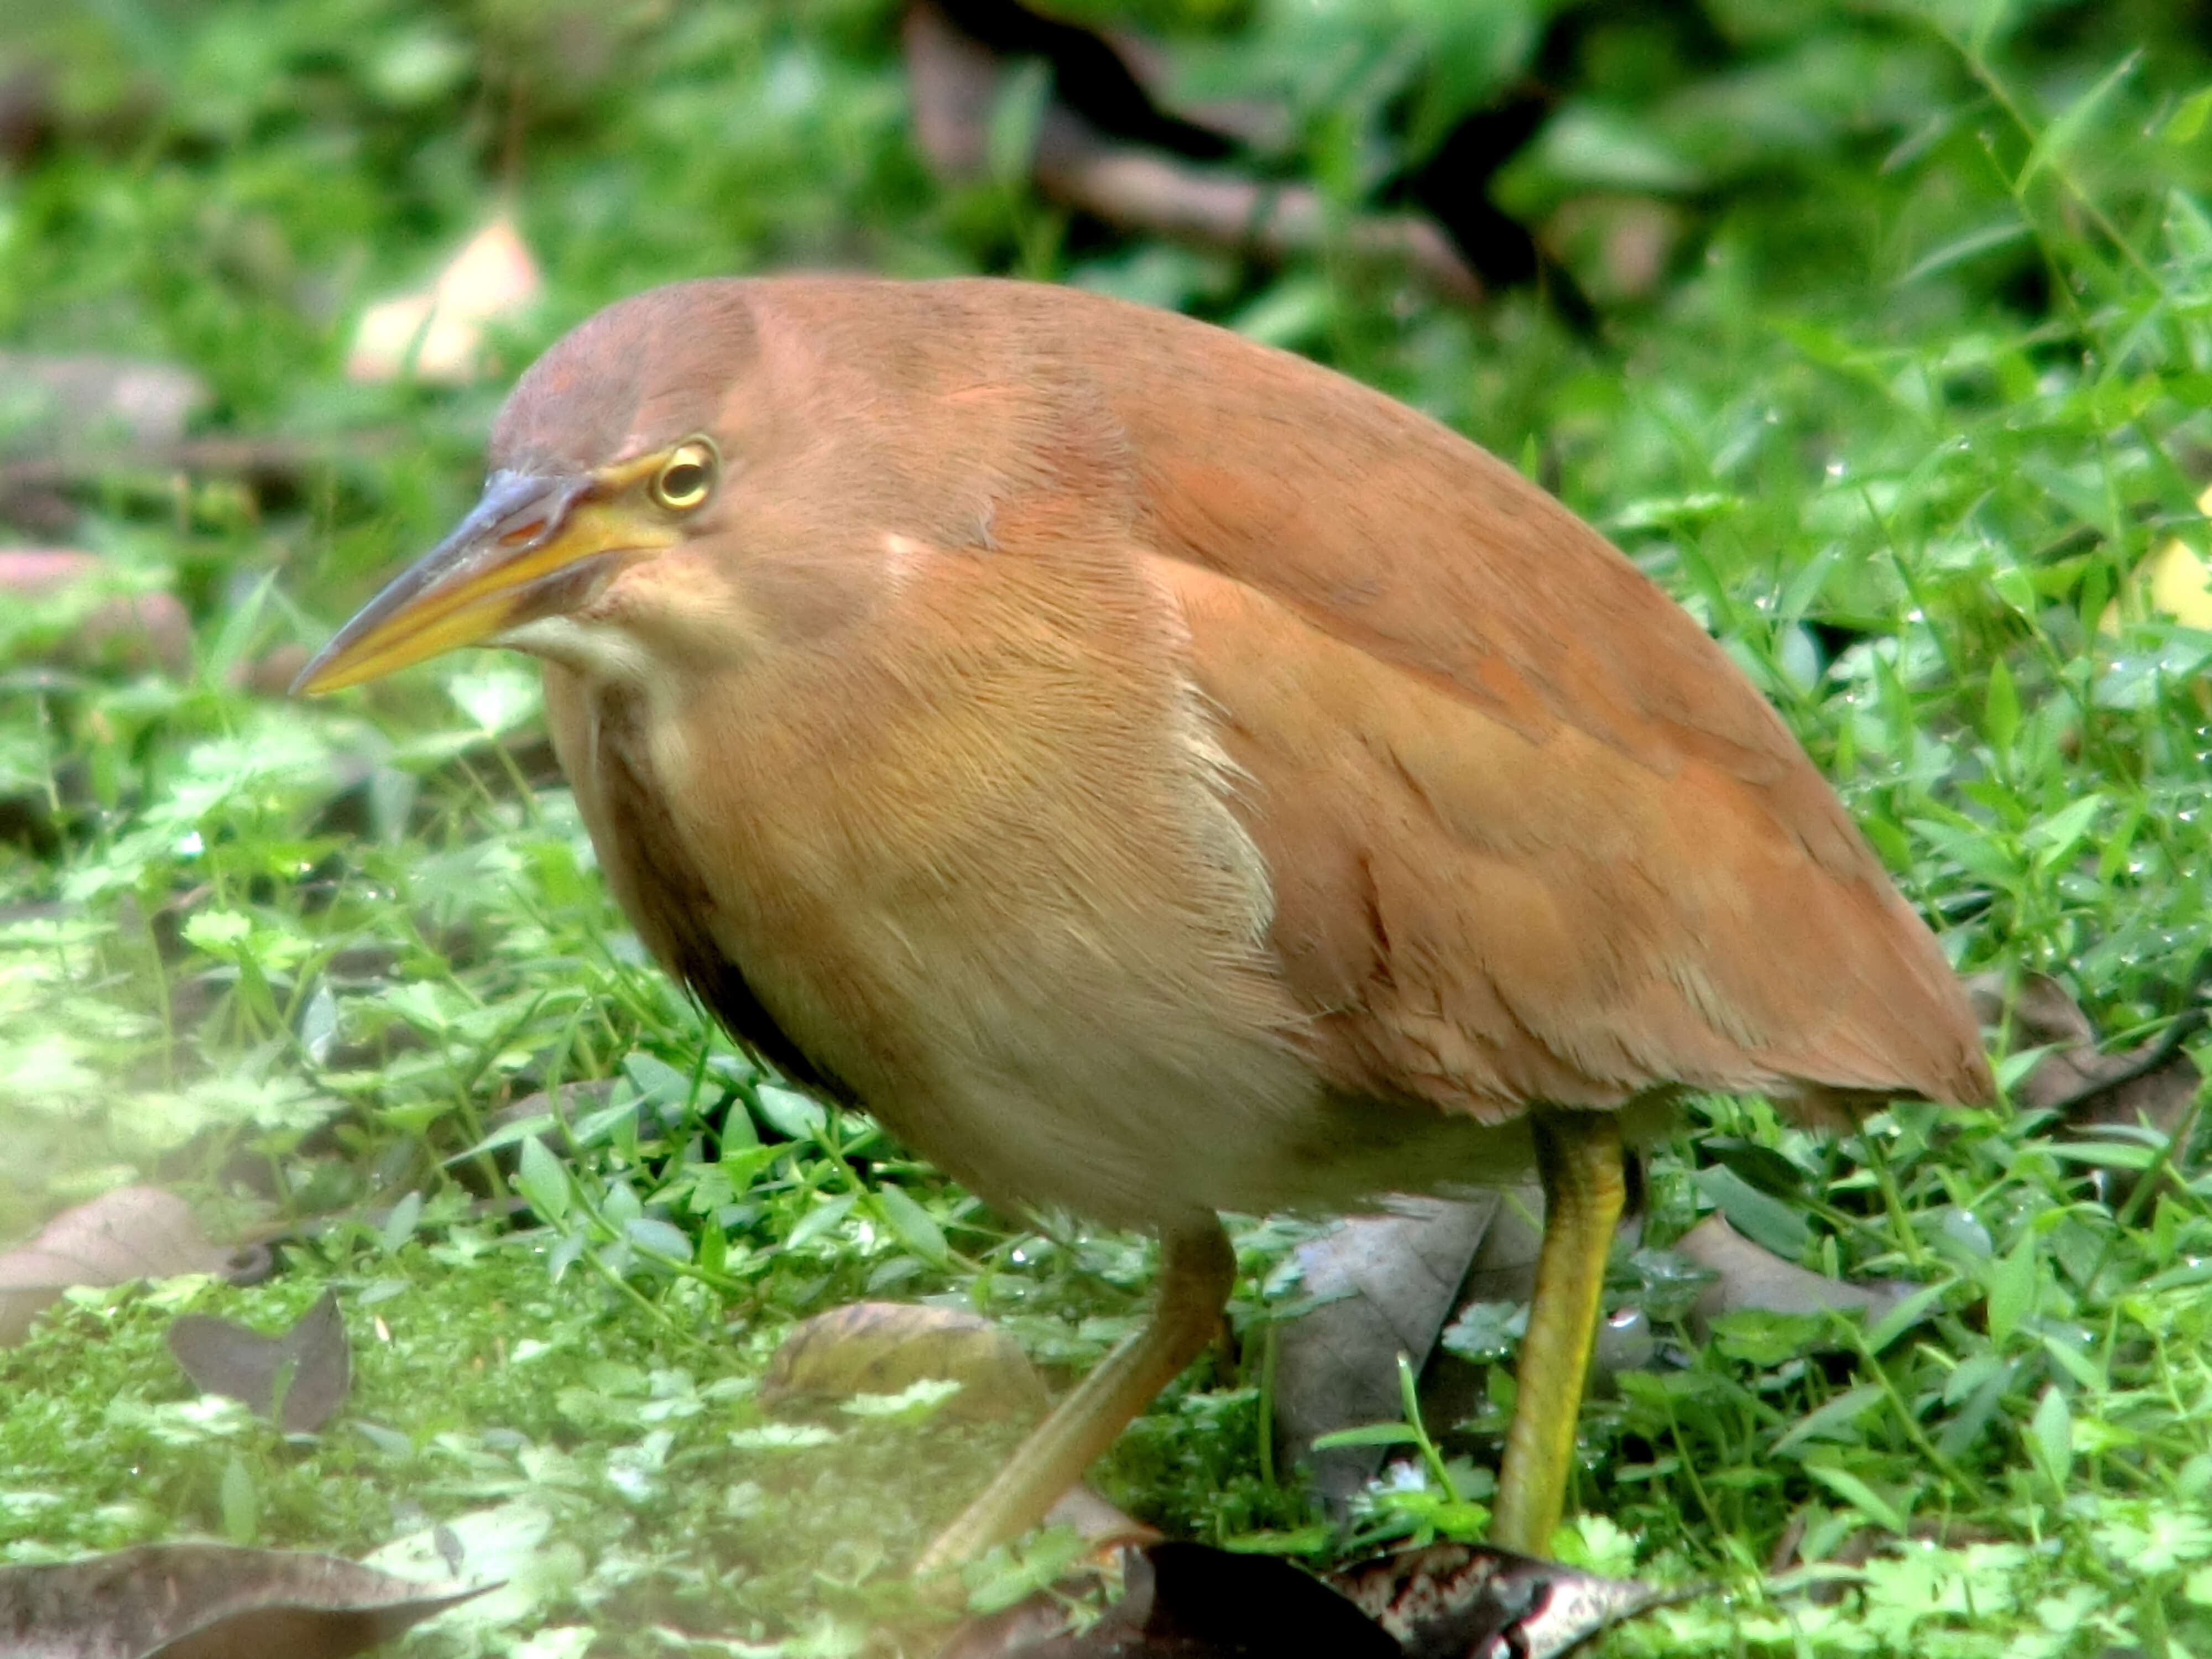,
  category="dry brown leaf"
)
[1767,1511,2005,1602]
[1334,1541,1670,1659]
[0,547,192,674]
[760,1300,1050,1424]
[1541,195,1686,304]
[935,1538,1666,1659]
[347,215,542,385]
[2099,483,2212,632]
[0,1187,229,1346]
[1275,1186,1650,1518]
[936,1541,1397,1659]
[1272,1196,1501,1513]
[1037,1483,1154,1551]
[0,1543,480,1659]
[1673,1214,1911,1340]
[166,1290,352,1434]
[236,641,312,699]
[0,352,207,458]
[1970,971,2201,1137]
